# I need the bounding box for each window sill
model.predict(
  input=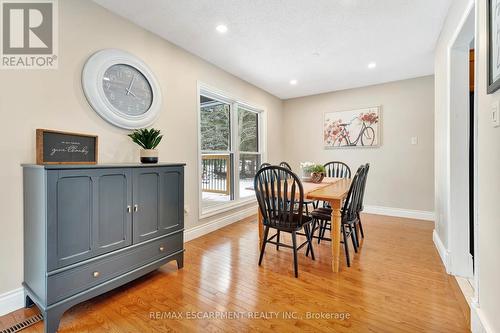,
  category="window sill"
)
[200,197,257,219]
